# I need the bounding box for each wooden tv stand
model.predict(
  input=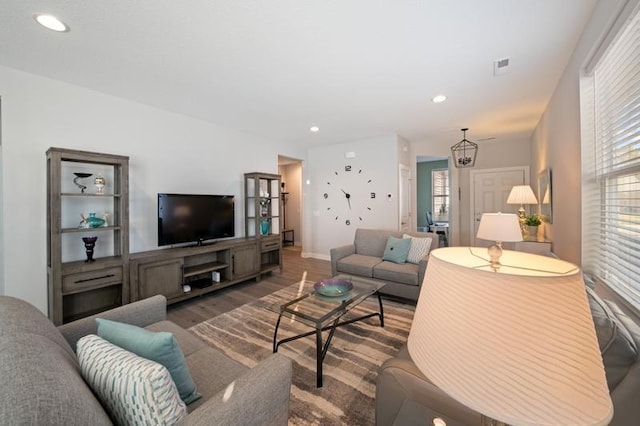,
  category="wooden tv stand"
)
[129,236,281,304]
